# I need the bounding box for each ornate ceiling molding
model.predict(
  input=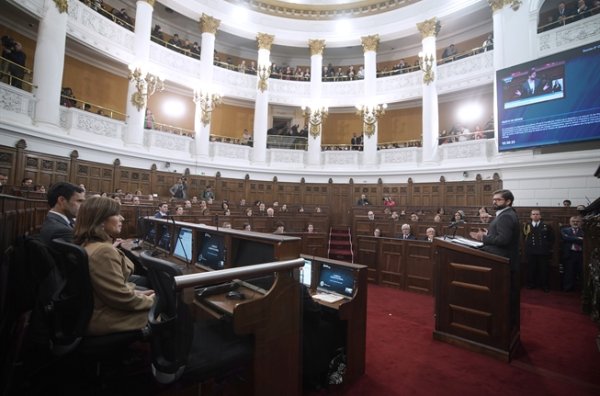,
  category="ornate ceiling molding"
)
[224,0,421,20]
